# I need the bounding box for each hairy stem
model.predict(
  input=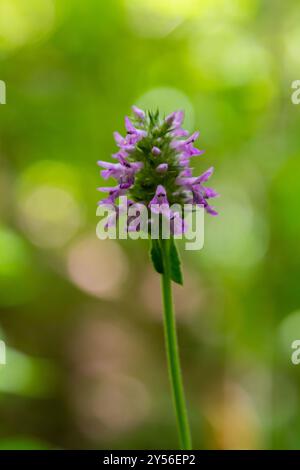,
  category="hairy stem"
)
[160,238,192,450]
